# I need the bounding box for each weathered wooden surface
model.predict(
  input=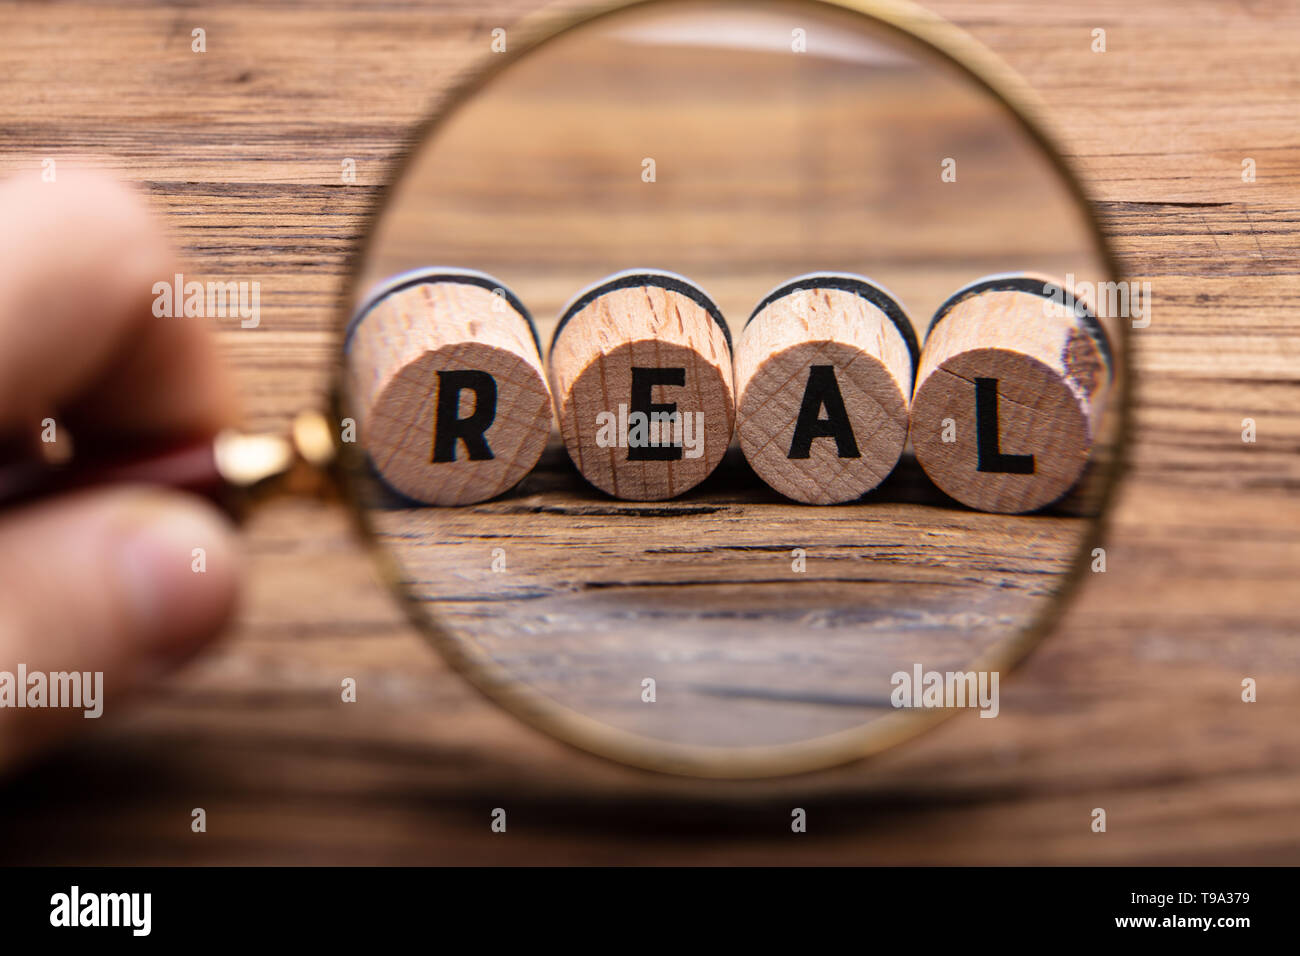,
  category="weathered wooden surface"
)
[0,0,1297,864]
